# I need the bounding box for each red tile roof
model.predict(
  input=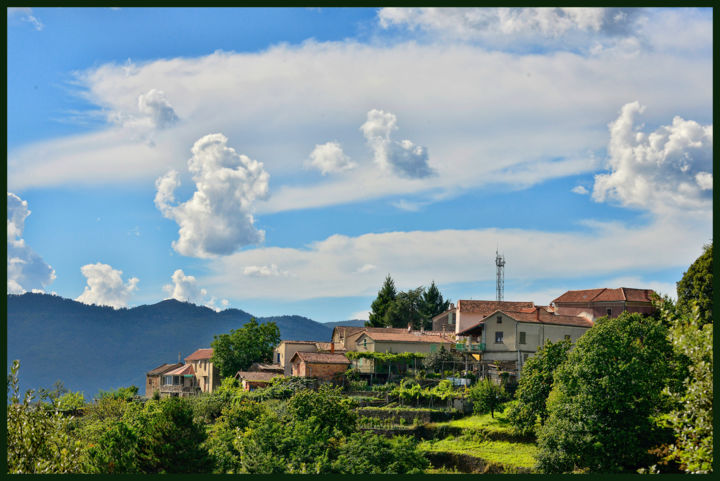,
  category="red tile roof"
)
[458,307,592,335]
[291,352,350,364]
[185,348,213,361]
[315,342,347,352]
[235,371,280,382]
[165,364,195,376]
[360,331,456,344]
[457,300,535,314]
[553,288,655,304]
[147,363,183,376]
